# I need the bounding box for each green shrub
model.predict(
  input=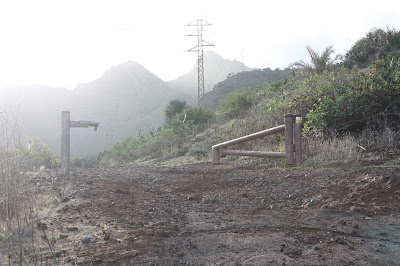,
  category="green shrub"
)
[344,27,400,69]
[261,99,291,124]
[189,143,208,160]
[71,158,84,167]
[291,59,400,134]
[177,107,214,127]
[98,135,144,164]
[146,135,170,152]
[216,90,257,118]
[71,155,97,168]
[21,138,60,170]
[165,99,188,120]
